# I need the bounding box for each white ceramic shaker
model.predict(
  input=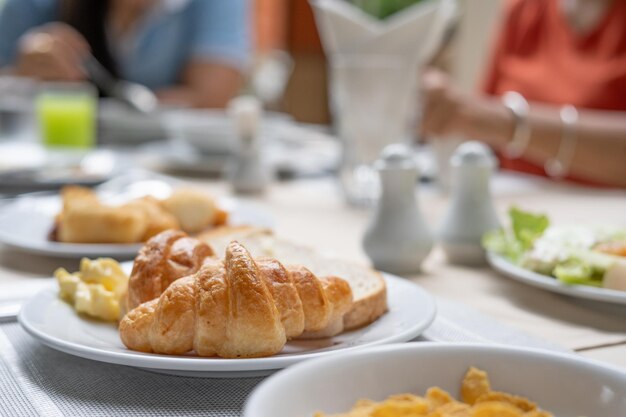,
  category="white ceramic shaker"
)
[363,144,433,275]
[439,141,500,266]
[227,95,271,194]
